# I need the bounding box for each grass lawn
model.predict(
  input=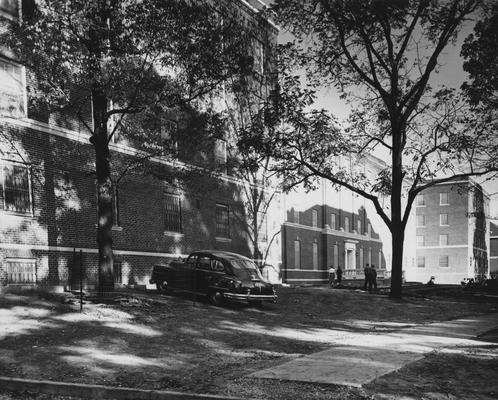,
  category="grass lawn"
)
[0,285,497,399]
